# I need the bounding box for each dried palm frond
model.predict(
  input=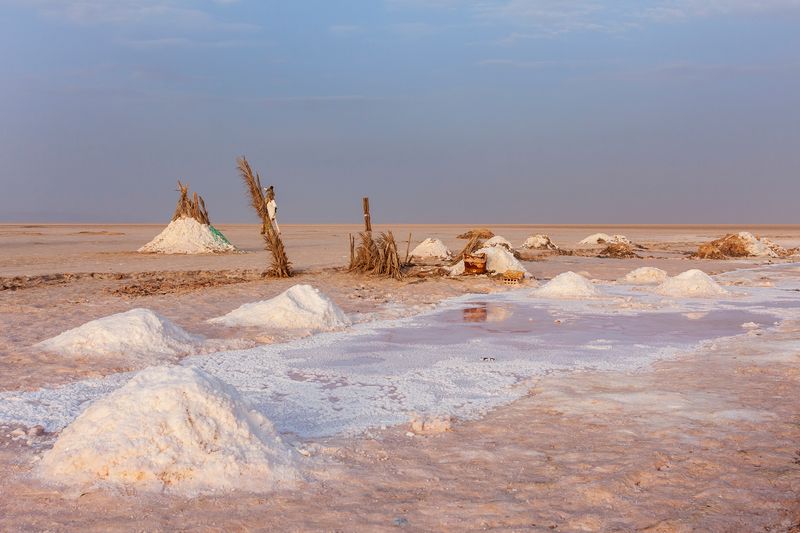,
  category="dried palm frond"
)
[236,157,268,231]
[196,195,210,225]
[172,180,193,221]
[457,228,494,240]
[263,220,292,277]
[172,180,212,224]
[237,156,292,277]
[349,231,403,280]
